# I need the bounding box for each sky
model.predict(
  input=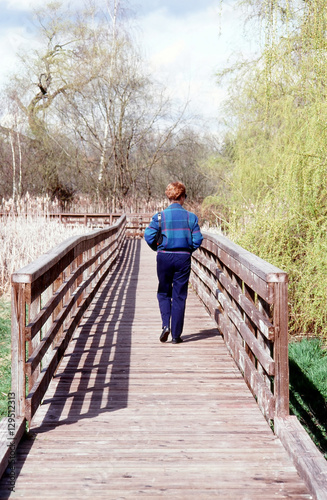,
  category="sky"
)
[131,0,257,130]
[0,0,258,133]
